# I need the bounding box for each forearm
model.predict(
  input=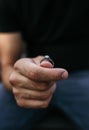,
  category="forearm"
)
[0,32,23,91]
[0,33,22,66]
